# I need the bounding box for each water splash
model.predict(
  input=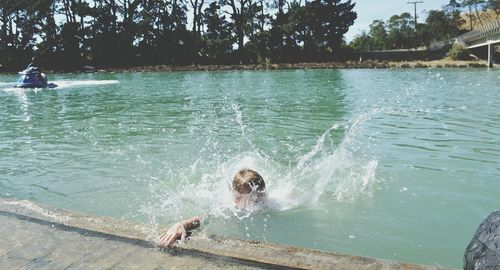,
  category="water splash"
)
[142,101,380,229]
[1,80,119,92]
[297,123,341,170]
[291,108,380,206]
[231,103,269,160]
[52,80,119,89]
